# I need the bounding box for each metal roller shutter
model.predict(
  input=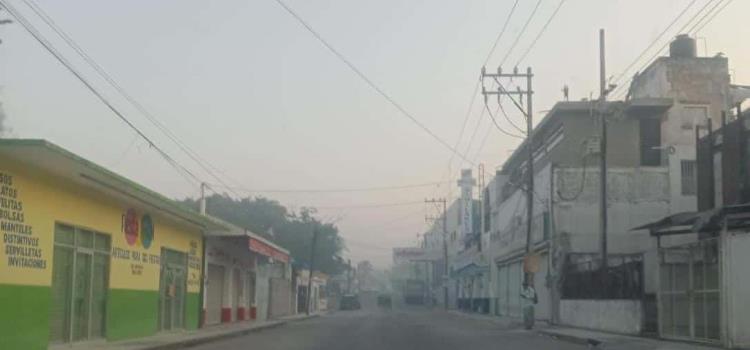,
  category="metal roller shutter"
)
[206,264,224,325]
